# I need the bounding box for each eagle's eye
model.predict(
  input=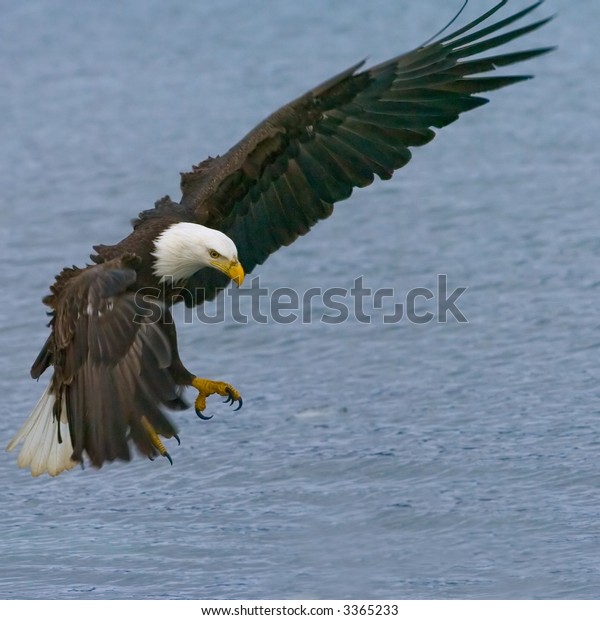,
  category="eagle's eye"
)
[209,250,221,259]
